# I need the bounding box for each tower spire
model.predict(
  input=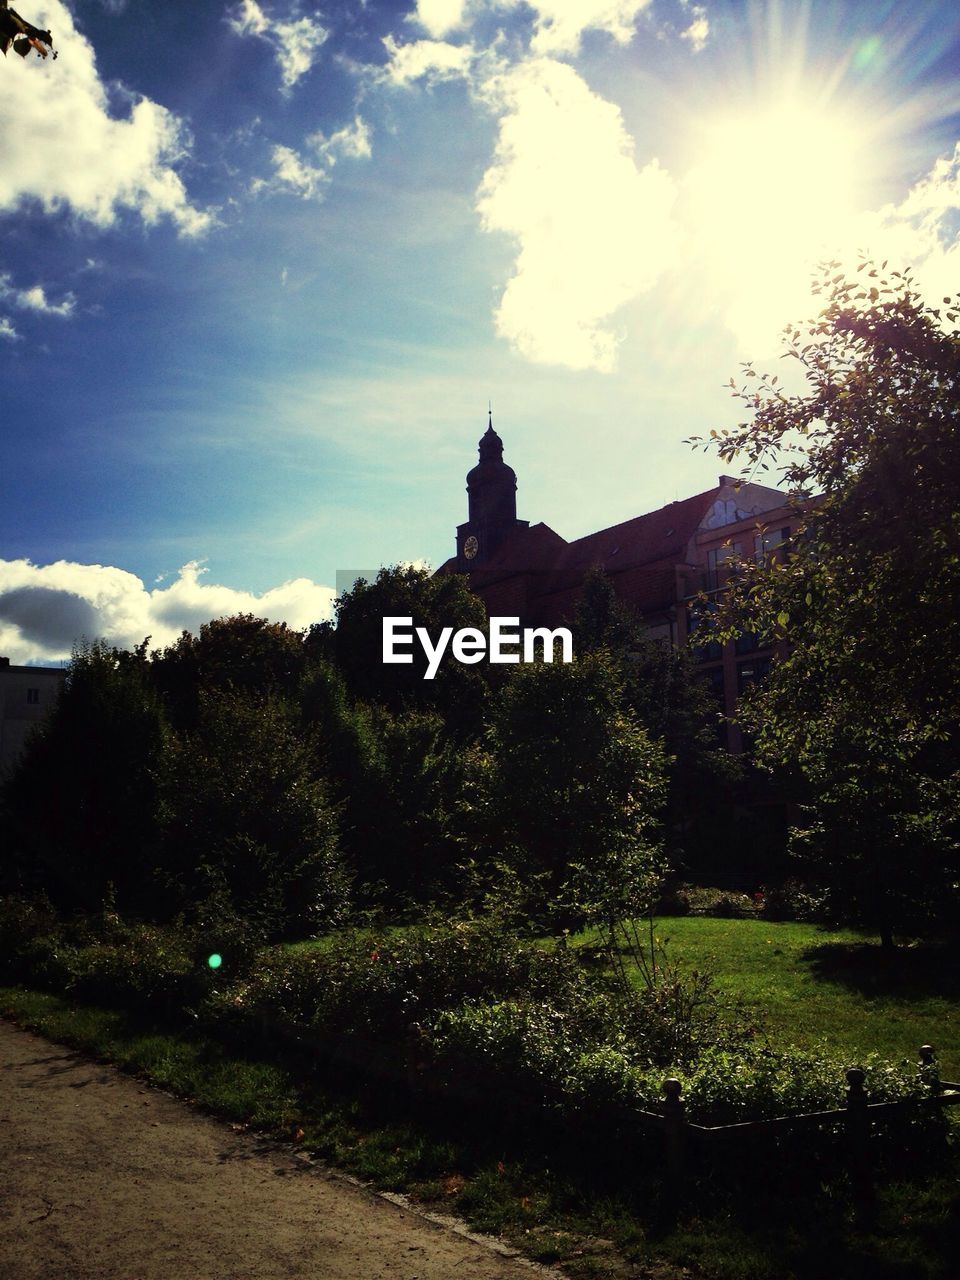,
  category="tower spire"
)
[456,408,528,567]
